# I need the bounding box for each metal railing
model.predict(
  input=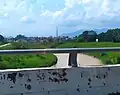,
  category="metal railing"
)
[0,47,120,54]
[1,47,120,67]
